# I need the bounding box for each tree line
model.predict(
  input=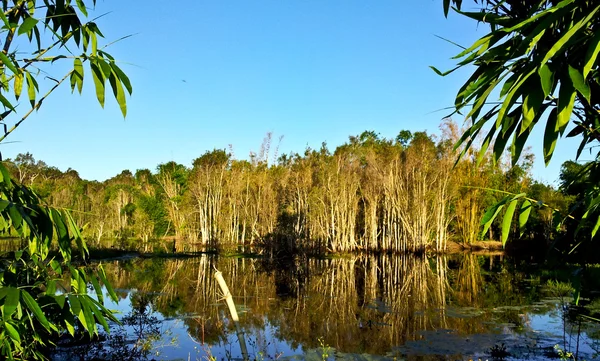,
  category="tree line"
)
[4,121,576,254]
